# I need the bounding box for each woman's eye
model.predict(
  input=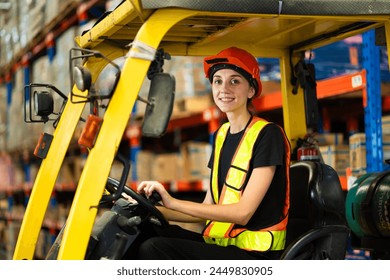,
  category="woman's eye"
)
[213,79,222,85]
[231,79,240,85]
